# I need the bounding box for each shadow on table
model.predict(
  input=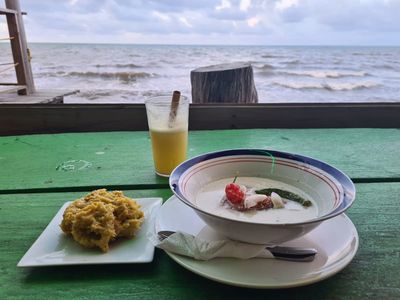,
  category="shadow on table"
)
[18,249,356,300]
